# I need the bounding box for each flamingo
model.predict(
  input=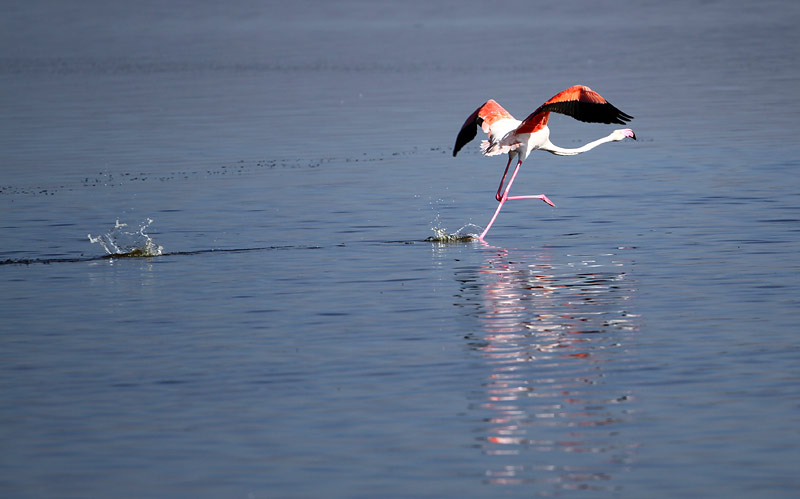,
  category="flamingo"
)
[453,85,635,240]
